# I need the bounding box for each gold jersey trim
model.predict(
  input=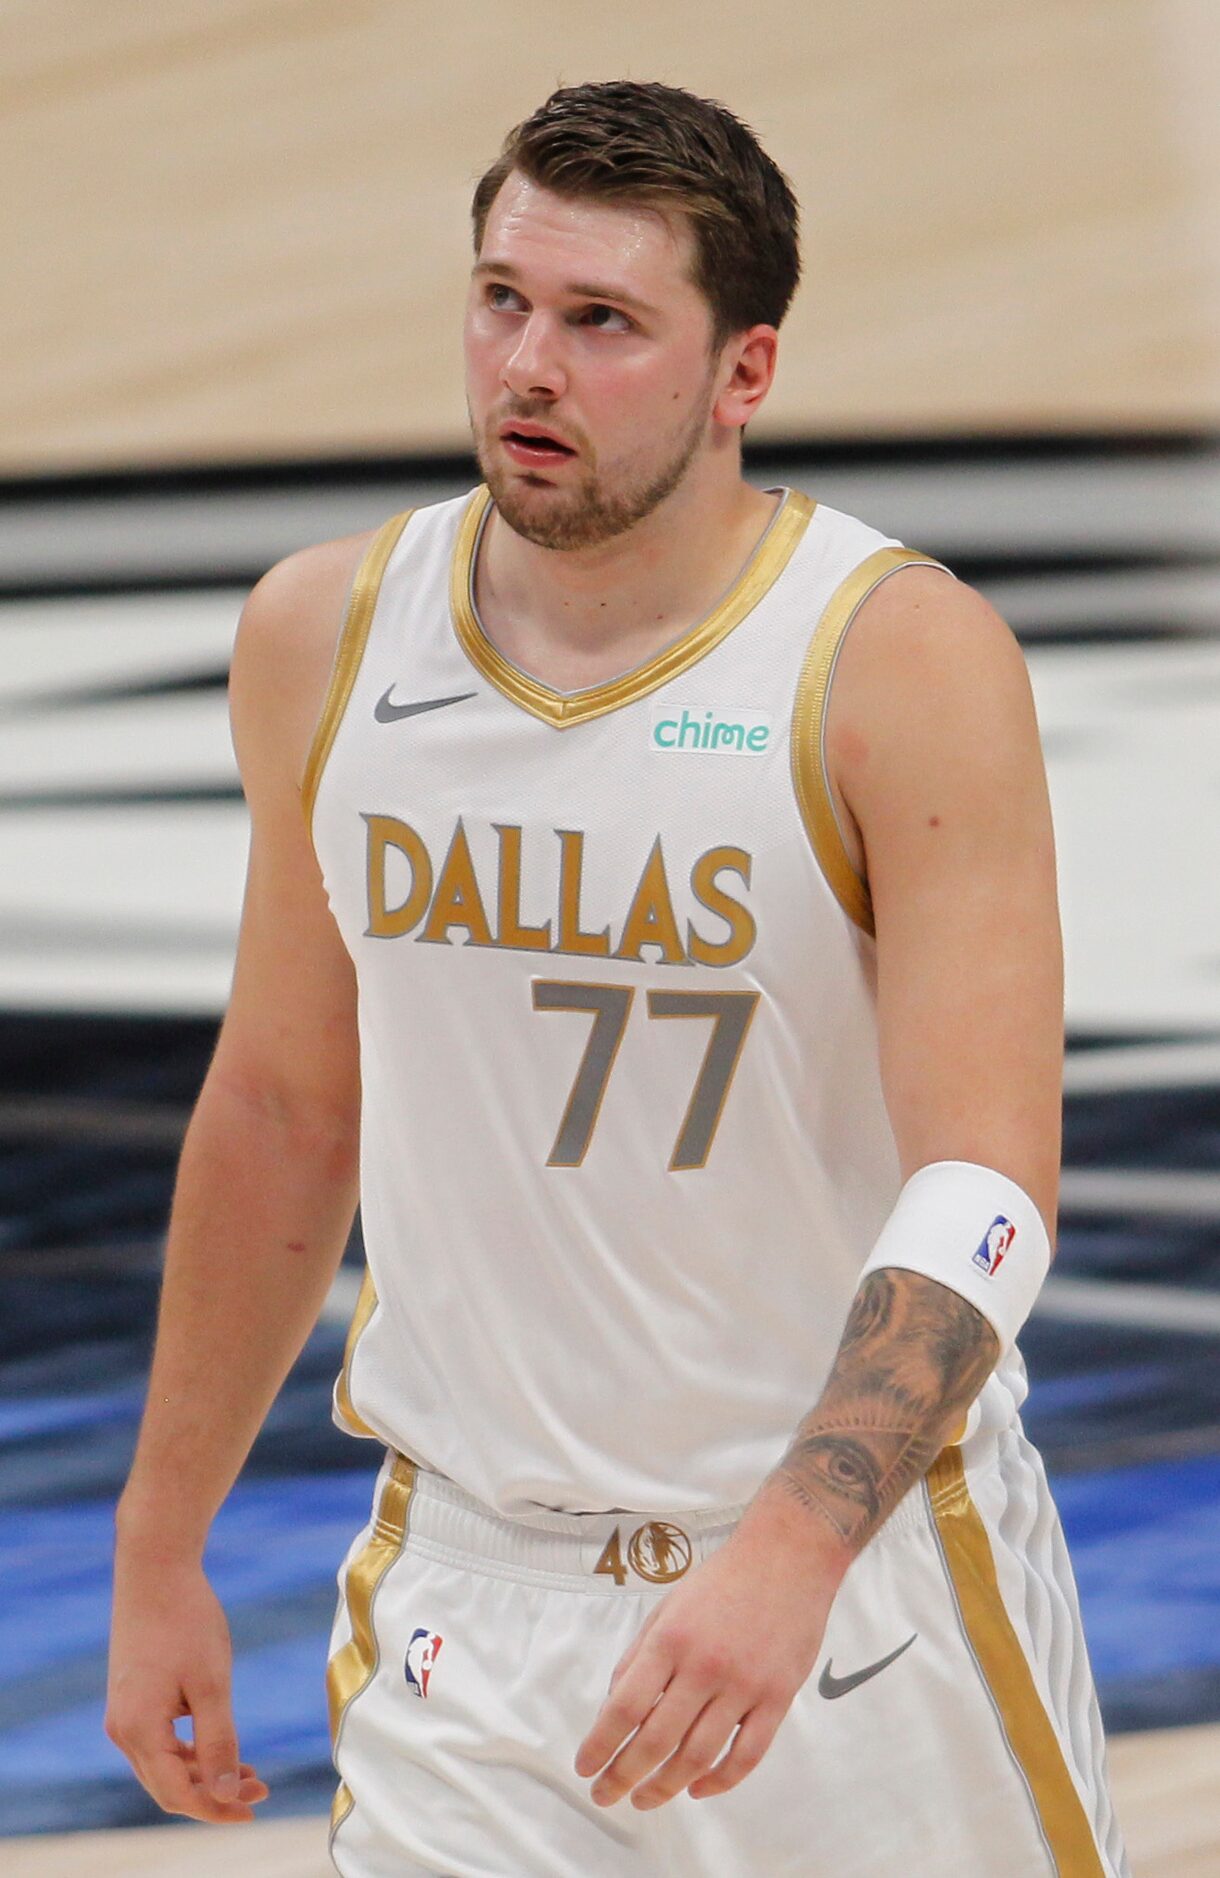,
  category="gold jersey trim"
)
[331,1780,354,1836]
[300,509,415,831]
[927,1447,1106,1876]
[334,1268,380,1439]
[327,1454,418,1844]
[449,485,816,727]
[790,547,949,936]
